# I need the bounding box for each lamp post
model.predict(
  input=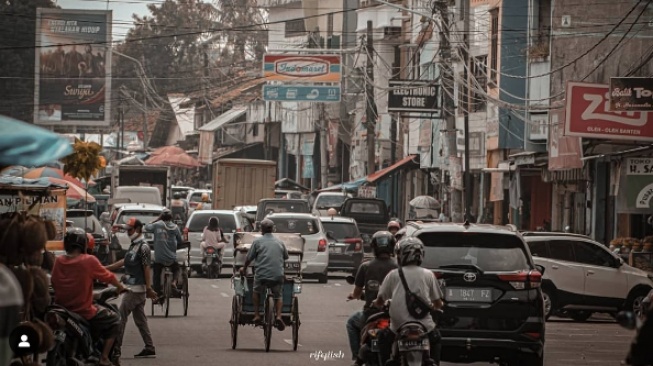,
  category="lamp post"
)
[112,50,149,149]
